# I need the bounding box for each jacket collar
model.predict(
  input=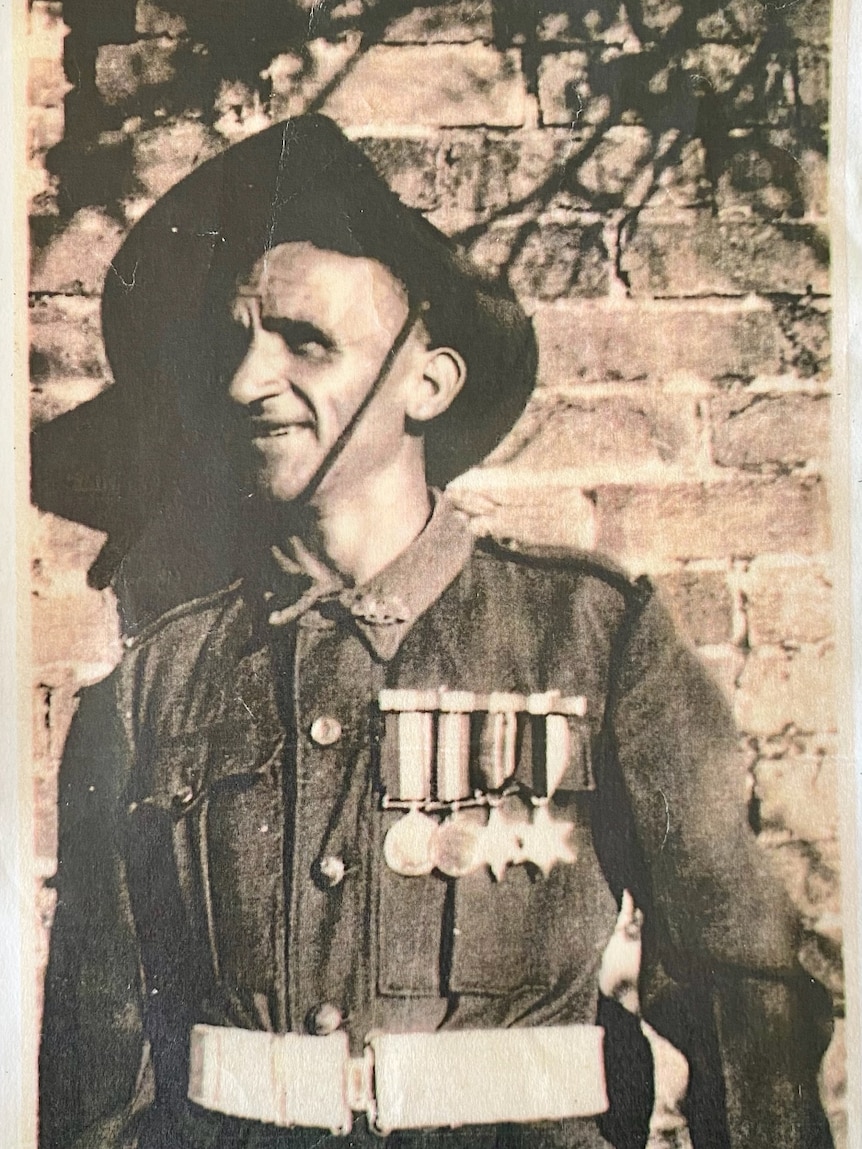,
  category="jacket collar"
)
[263,492,474,661]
